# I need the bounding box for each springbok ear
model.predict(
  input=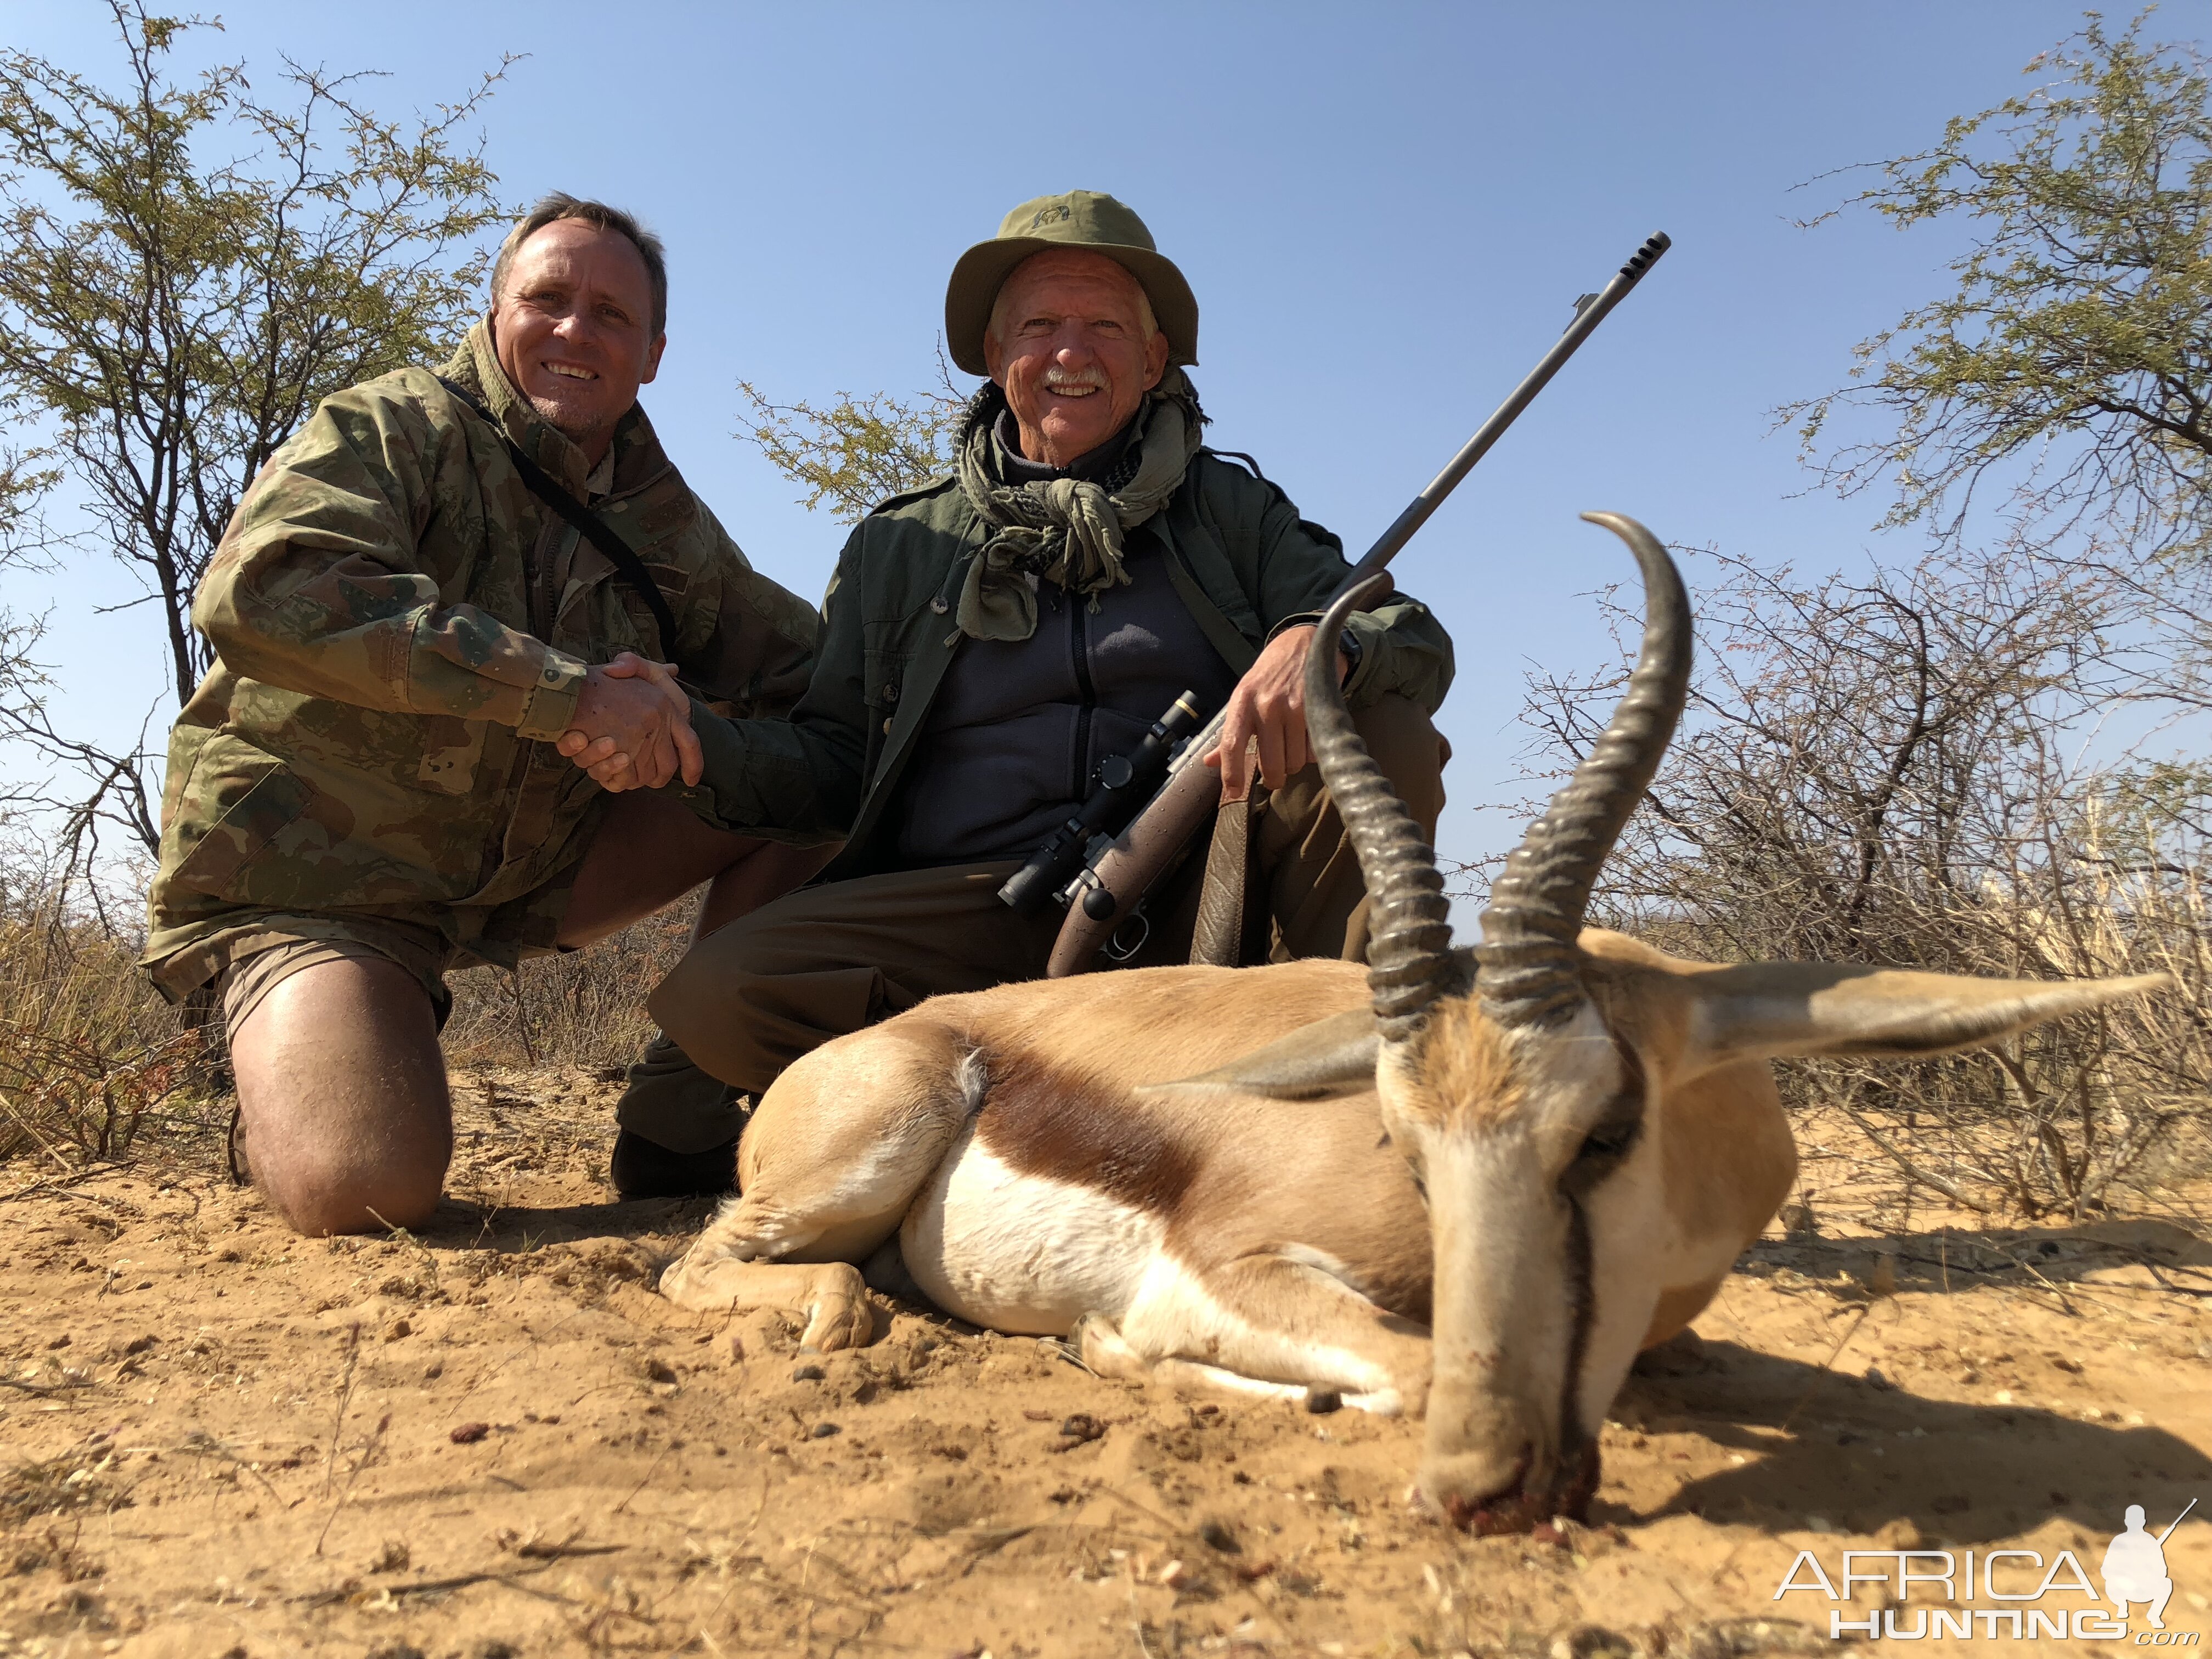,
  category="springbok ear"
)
[1683,963,2171,1073]
[1148,1007,1378,1101]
